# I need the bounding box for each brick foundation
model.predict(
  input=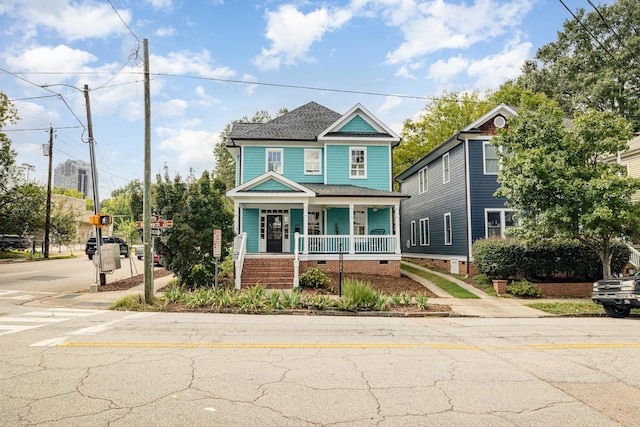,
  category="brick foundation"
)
[531,282,592,298]
[300,260,401,277]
